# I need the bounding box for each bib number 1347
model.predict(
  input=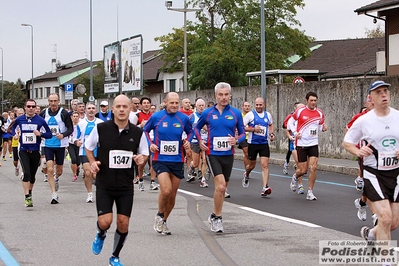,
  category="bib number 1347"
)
[109,150,133,169]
